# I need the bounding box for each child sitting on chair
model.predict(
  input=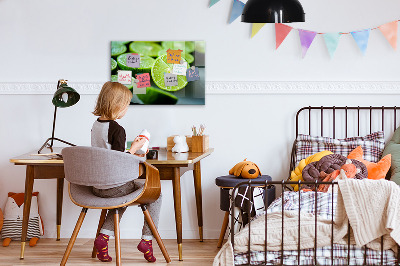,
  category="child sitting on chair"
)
[91,81,162,263]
